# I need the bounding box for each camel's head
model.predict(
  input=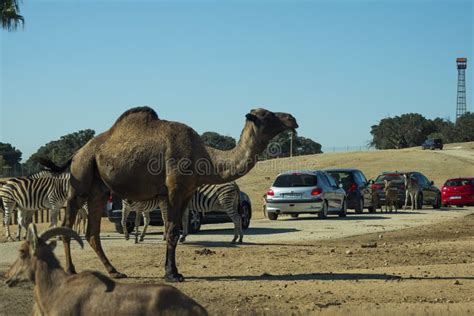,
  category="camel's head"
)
[245,108,298,139]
